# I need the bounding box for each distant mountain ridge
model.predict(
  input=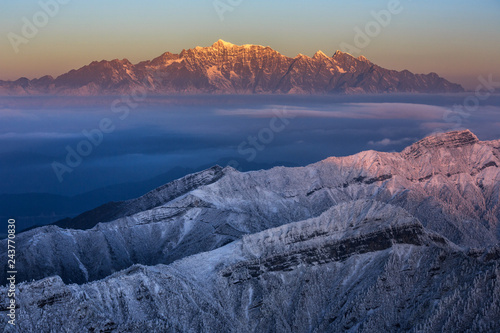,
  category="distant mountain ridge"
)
[0,40,464,95]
